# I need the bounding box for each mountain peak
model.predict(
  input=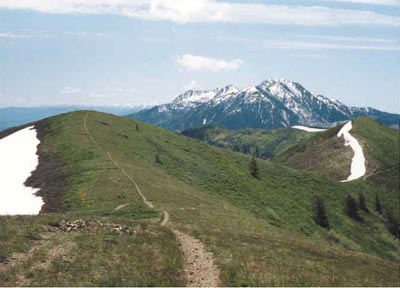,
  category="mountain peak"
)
[172,85,239,105]
[131,78,399,130]
[259,78,304,99]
